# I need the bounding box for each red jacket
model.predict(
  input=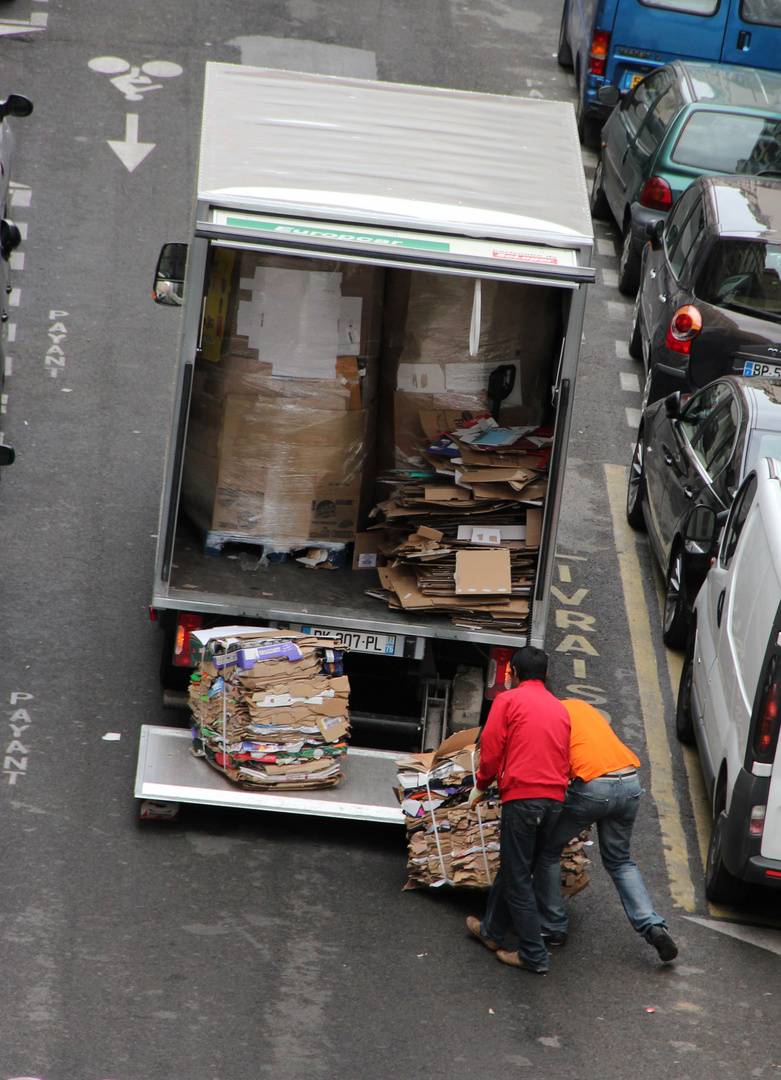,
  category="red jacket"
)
[476,680,571,802]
